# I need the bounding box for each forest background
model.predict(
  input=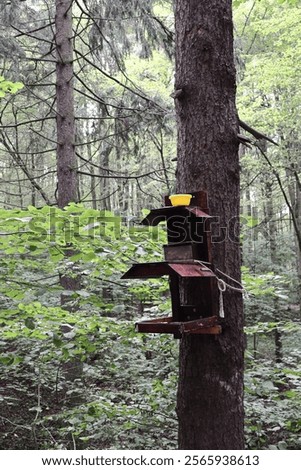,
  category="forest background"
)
[0,0,301,450]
